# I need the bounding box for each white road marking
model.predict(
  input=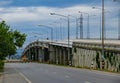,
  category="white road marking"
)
[19,72,32,83]
[45,69,48,72]
[85,81,91,83]
[14,68,32,83]
[65,75,70,78]
[53,72,57,74]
